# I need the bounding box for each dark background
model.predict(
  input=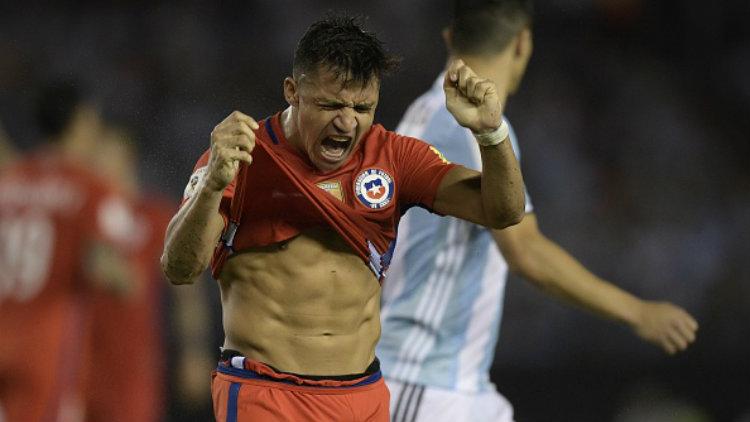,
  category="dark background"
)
[1,1,748,421]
